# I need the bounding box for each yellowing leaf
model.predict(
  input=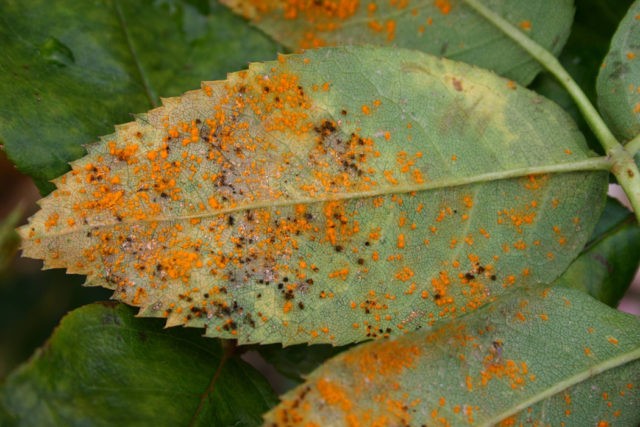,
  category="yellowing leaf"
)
[20,47,607,345]
[265,287,640,426]
[221,0,574,84]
